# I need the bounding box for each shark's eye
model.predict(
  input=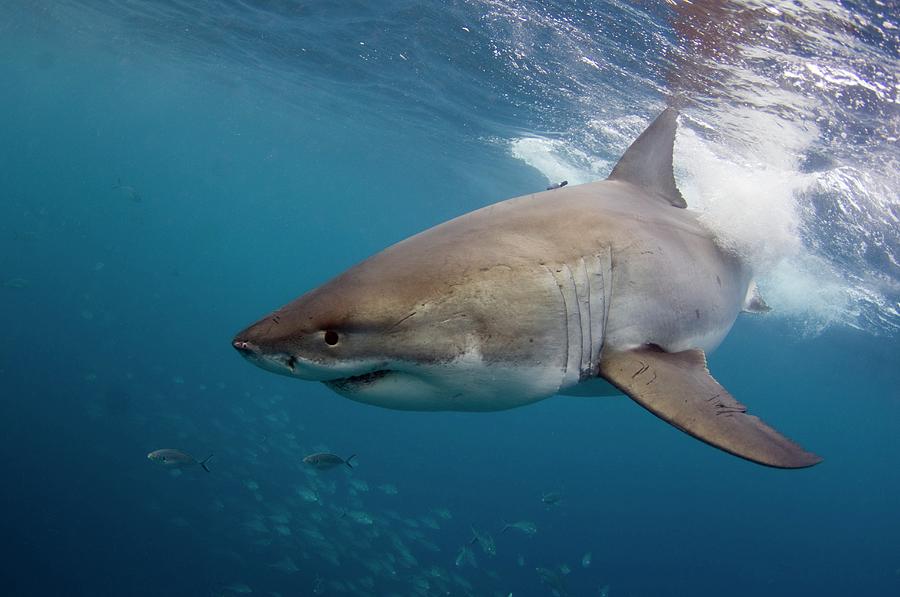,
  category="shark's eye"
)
[324,330,340,346]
